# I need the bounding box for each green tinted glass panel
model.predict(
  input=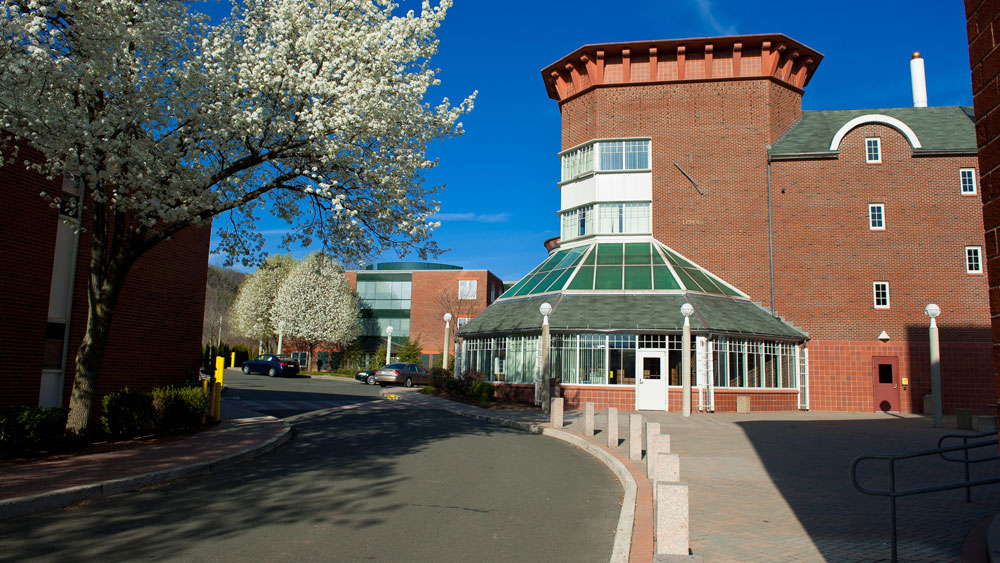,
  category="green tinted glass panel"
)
[546,268,575,292]
[624,266,652,289]
[531,269,564,294]
[663,248,697,270]
[686,268,724,294]
[556,246,586,269]
[594,266,623,289]
[596,244,624,265]
[624,243,651,264]
[512,272,547,296]
[583,246,596,265]
[716,279,742,296]
[536,250,569,273]
[568,266,594,290]
[651,250,665,265]
[673,267,701,291]
[653,266,680,289]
